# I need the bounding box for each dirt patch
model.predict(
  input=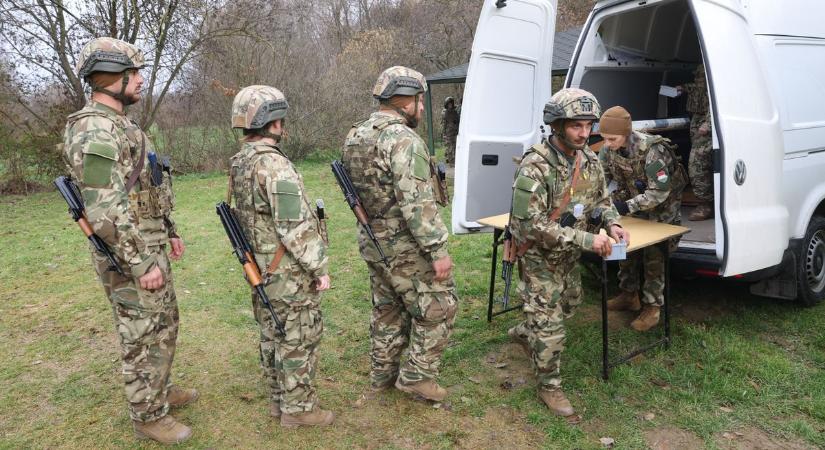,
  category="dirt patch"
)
[574,303,635,331]
[645,427,704,450]
[715,426,814,450]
